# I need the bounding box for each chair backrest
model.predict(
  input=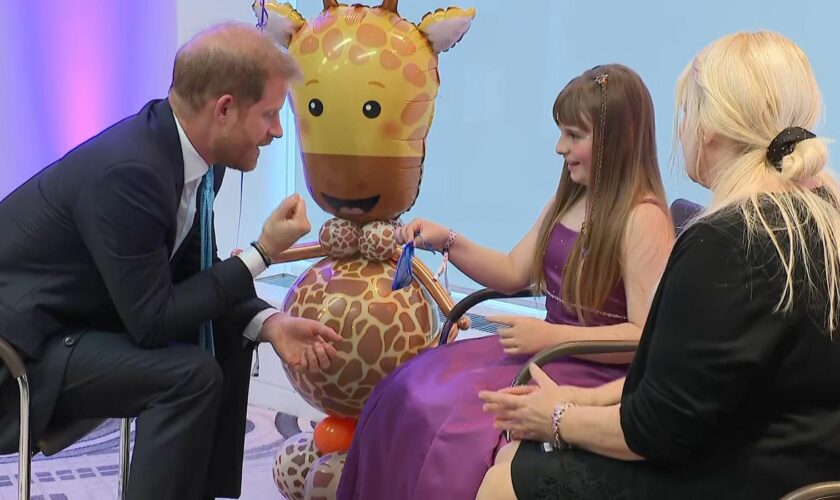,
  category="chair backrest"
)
[669,198,704,235]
